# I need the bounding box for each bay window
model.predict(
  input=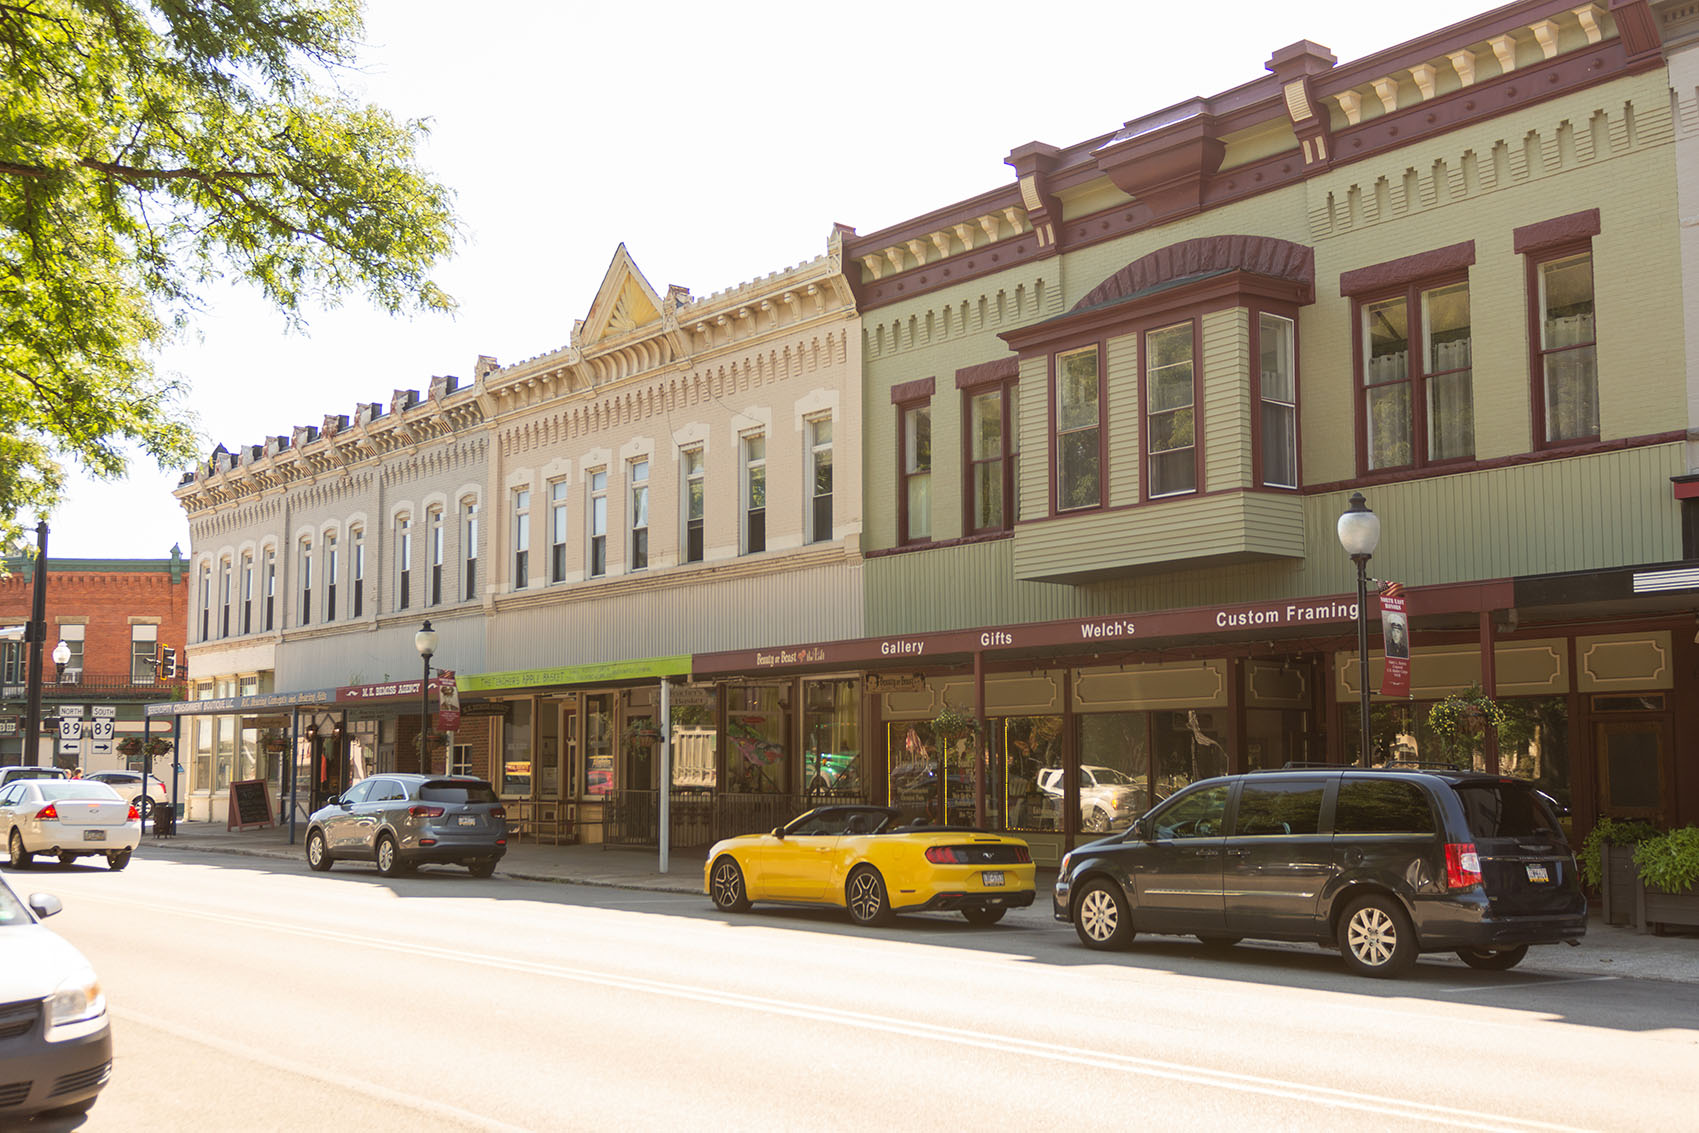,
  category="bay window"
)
[1145,323,1198,498]
[1257,313,1298,489]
